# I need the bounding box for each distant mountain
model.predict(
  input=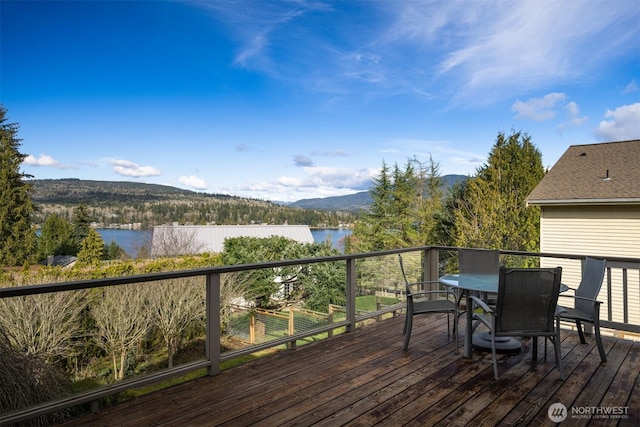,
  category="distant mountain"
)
[289,174,467,211]
[289,191,373,211]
